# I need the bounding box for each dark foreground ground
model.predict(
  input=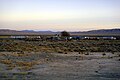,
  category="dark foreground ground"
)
[0,39,120,80]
